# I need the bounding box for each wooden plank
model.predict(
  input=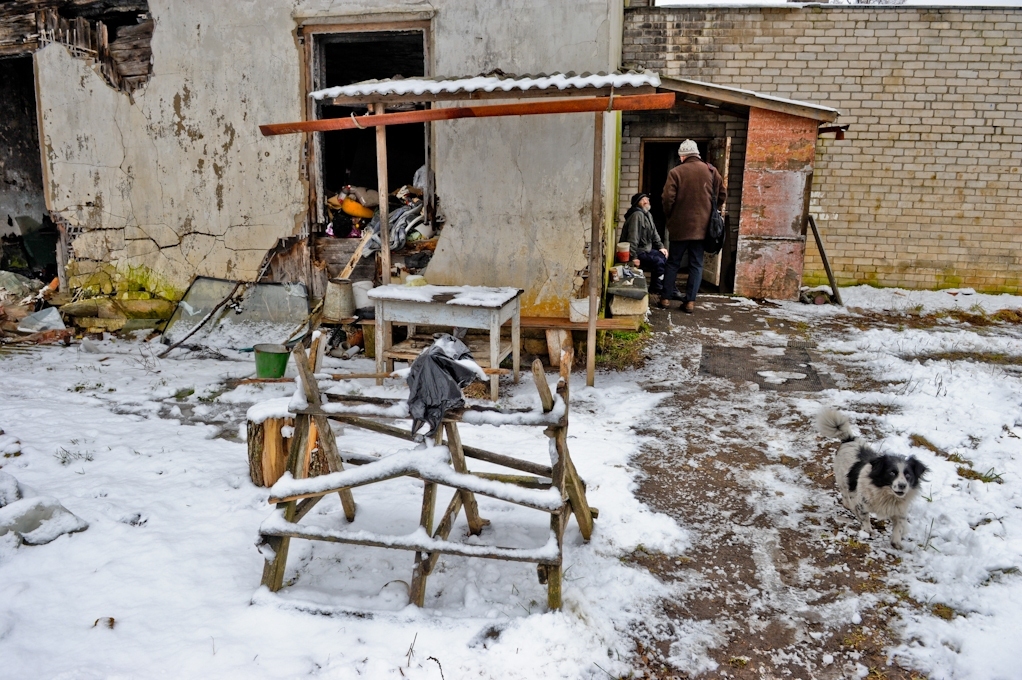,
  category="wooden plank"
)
[425,491,464,574]
[532,358,555,413]
[659,77,839,123]
[409,480,437,606]
[338,229,374,280]
[294,494,323,523]
[332,416,553,477]
[559,434,594,542]
[261,526,561,565]
[587,110,604,388]
[547,426,567,611]
[445,422,488,535]
[520,316,638,331]
[260,93,676,136]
